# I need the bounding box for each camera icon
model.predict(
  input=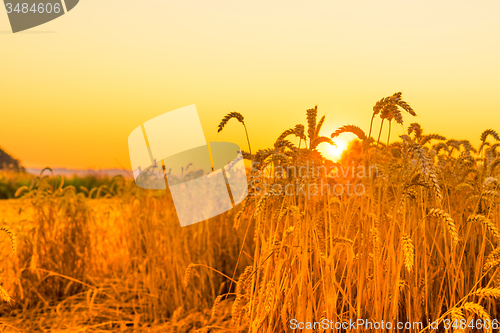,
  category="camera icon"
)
[128,105,248,227]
